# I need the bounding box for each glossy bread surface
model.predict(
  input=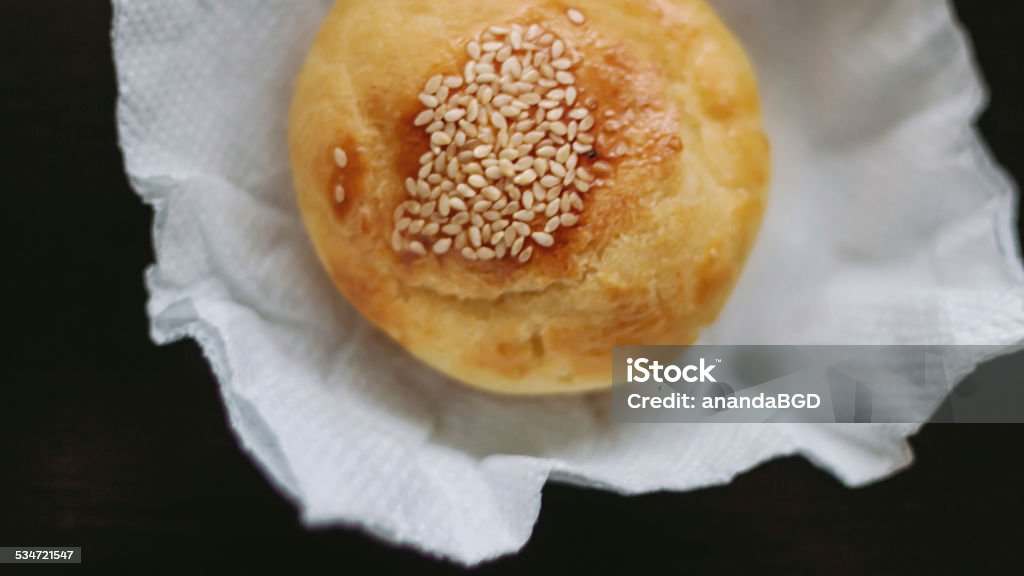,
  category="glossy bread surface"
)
[289,0,770,394]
